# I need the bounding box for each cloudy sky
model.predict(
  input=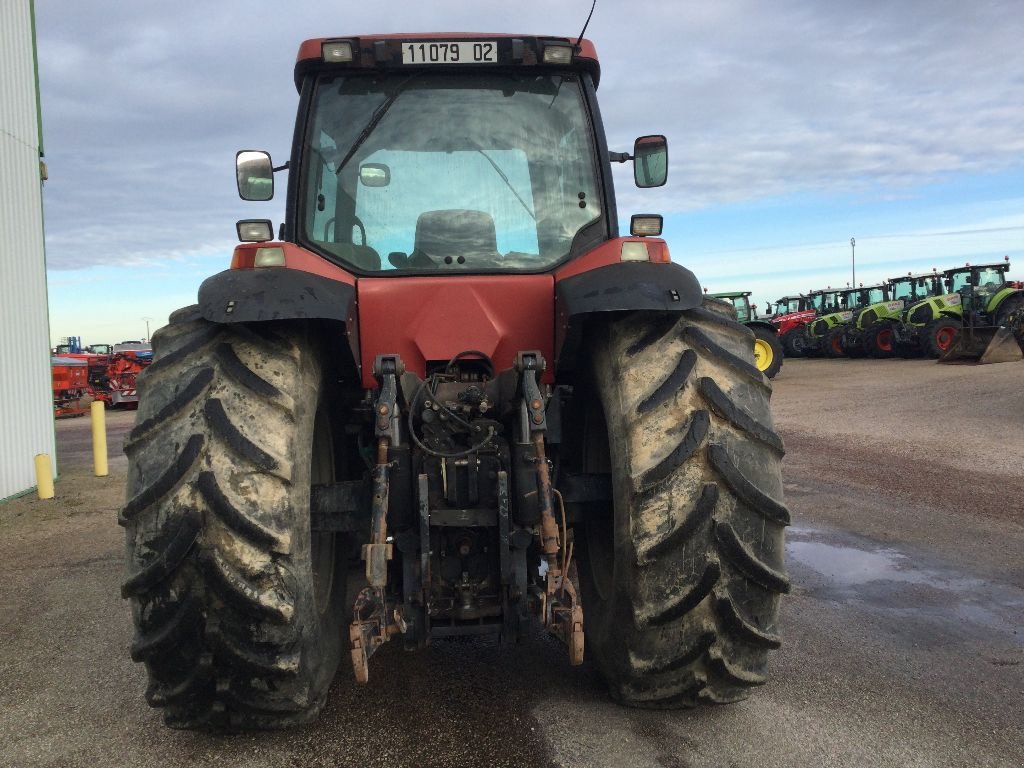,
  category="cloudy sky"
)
[36,0,1024,343]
